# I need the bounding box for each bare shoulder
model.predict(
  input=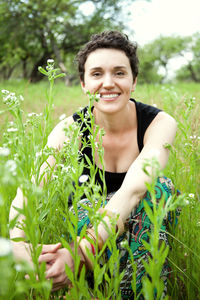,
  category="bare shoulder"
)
[47,115,74,150]
[154,111,177,124]
[144,111,177,145]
